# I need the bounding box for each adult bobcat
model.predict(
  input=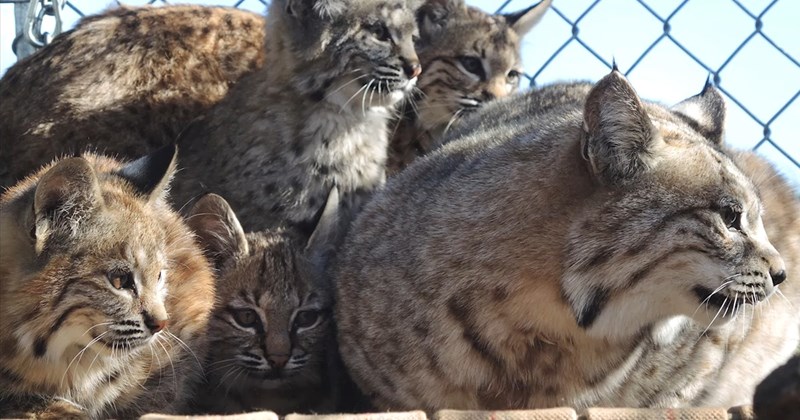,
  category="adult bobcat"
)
[0,146,215,418]
[335,71,799,410]
[0,5,265,187]
[387,0,551,174]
